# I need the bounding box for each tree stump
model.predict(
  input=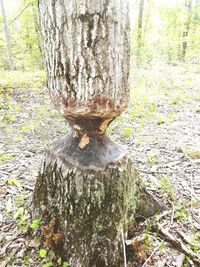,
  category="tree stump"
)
[33,1,160,266]
[34,134,141,266]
